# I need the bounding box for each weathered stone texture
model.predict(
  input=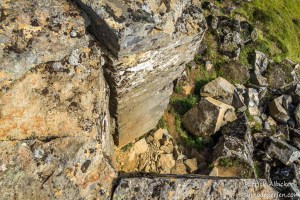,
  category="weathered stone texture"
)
[75,0,207,146]
[113,176,279,200]
[0,0,116,199]
[0,0,88,89]
[0,138,116,200]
